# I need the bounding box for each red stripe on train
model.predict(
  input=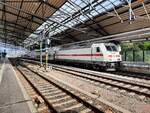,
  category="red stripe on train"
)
[57,53,103,56]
